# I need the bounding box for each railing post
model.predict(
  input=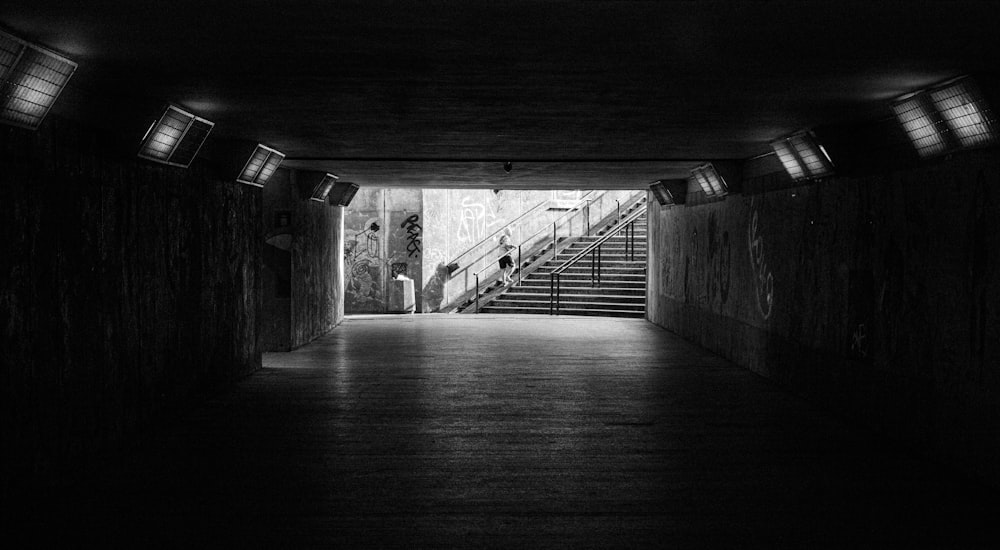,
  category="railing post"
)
[590,250,597,286]
[475,273,480,314]
[552,222,557,259]
[616,200,621,226]
[626,222,631,261]
[549,272,555,315]
[517,245,522,286]
[630,221,635,261]
[586,199,591,236]
[556,273,561,315]
[597,245,602,288]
